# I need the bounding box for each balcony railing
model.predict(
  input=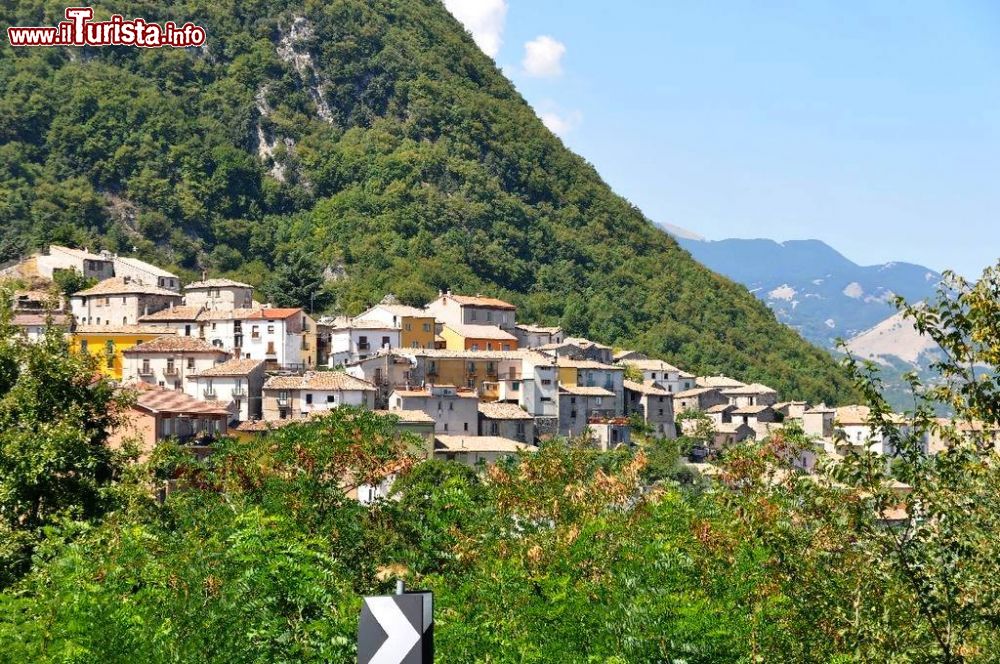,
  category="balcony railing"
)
[139,367,154,376]
[203,389,217,399]
[231,387,247,398]
[164,366,179,376]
